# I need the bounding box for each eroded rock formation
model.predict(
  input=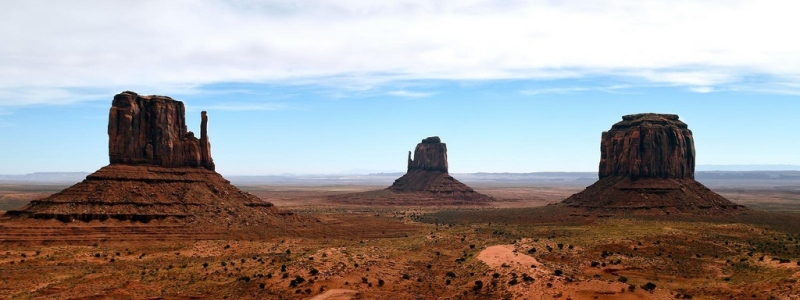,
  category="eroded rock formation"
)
[408,136,448,172]
[385,136,492,202]
[561,113,742,214]
[599,113,693,180]
[5,91,292,226]
[109,91,215,170]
